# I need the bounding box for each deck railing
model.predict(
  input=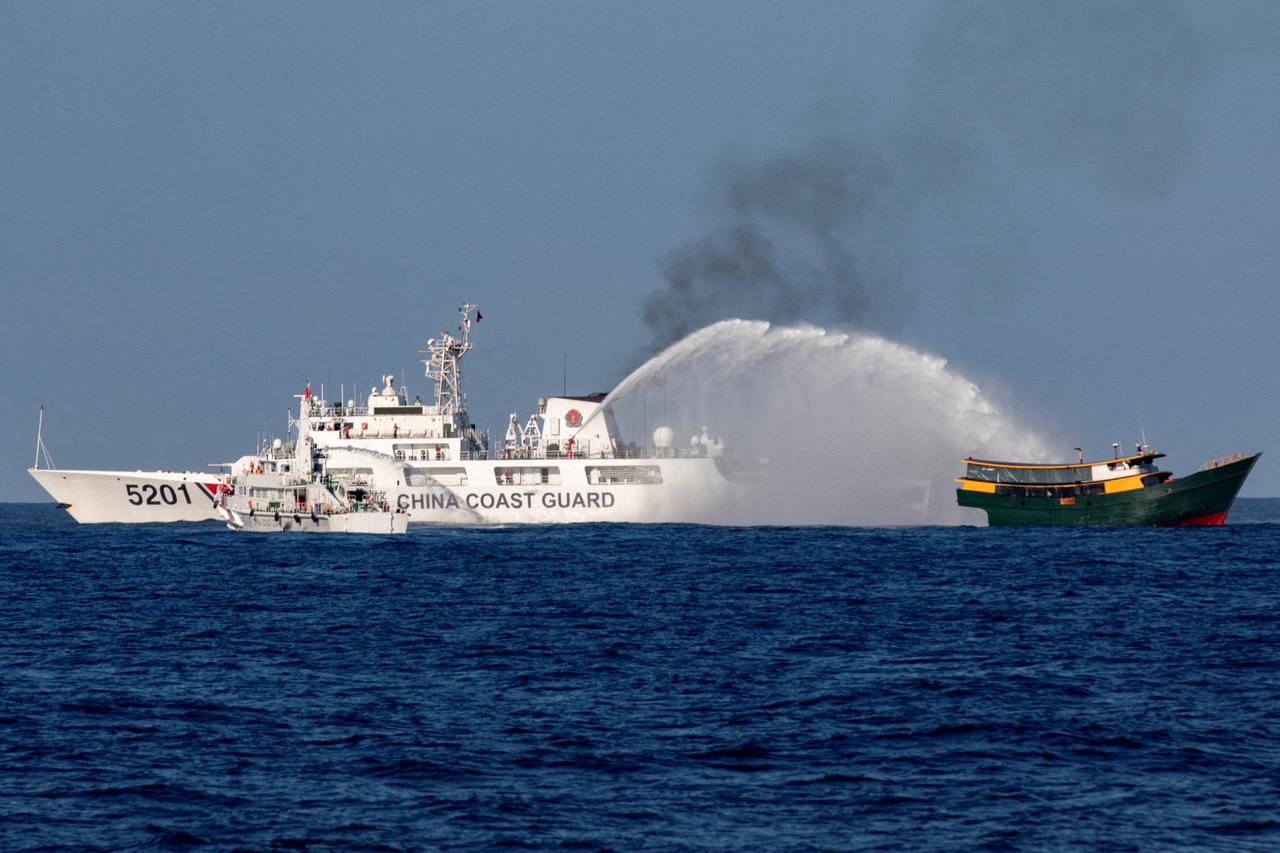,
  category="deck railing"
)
[1197,452,1248,472]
